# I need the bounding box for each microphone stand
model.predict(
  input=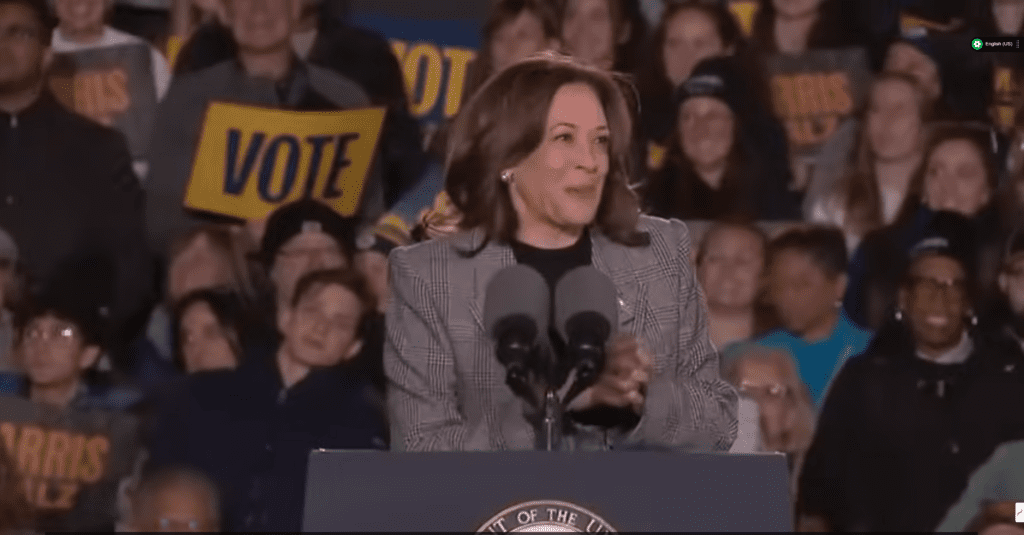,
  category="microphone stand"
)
[541,389,563,452]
